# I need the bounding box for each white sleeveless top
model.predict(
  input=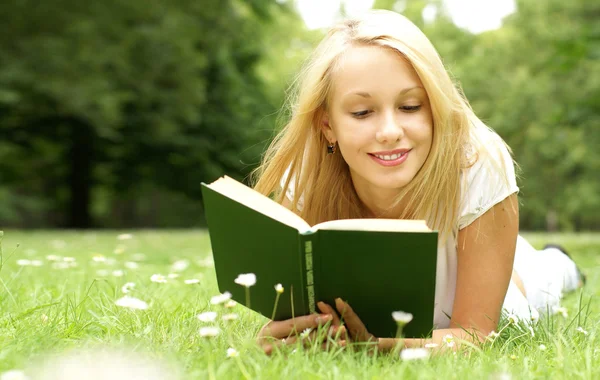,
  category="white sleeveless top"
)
[281,125,537,328]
